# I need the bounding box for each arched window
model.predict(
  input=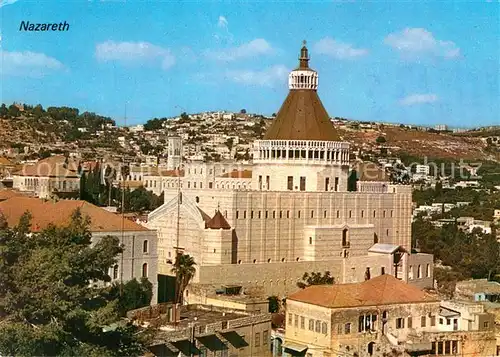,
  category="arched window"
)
[417,265,422,278]
[368,342,375,356]
[342,228,349,247]
[143,240,148,253]
[195,196,199,203]
[113,264,118,279]
[426,264,431,277]
[142,263,148,278]
[309,237,312,245]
